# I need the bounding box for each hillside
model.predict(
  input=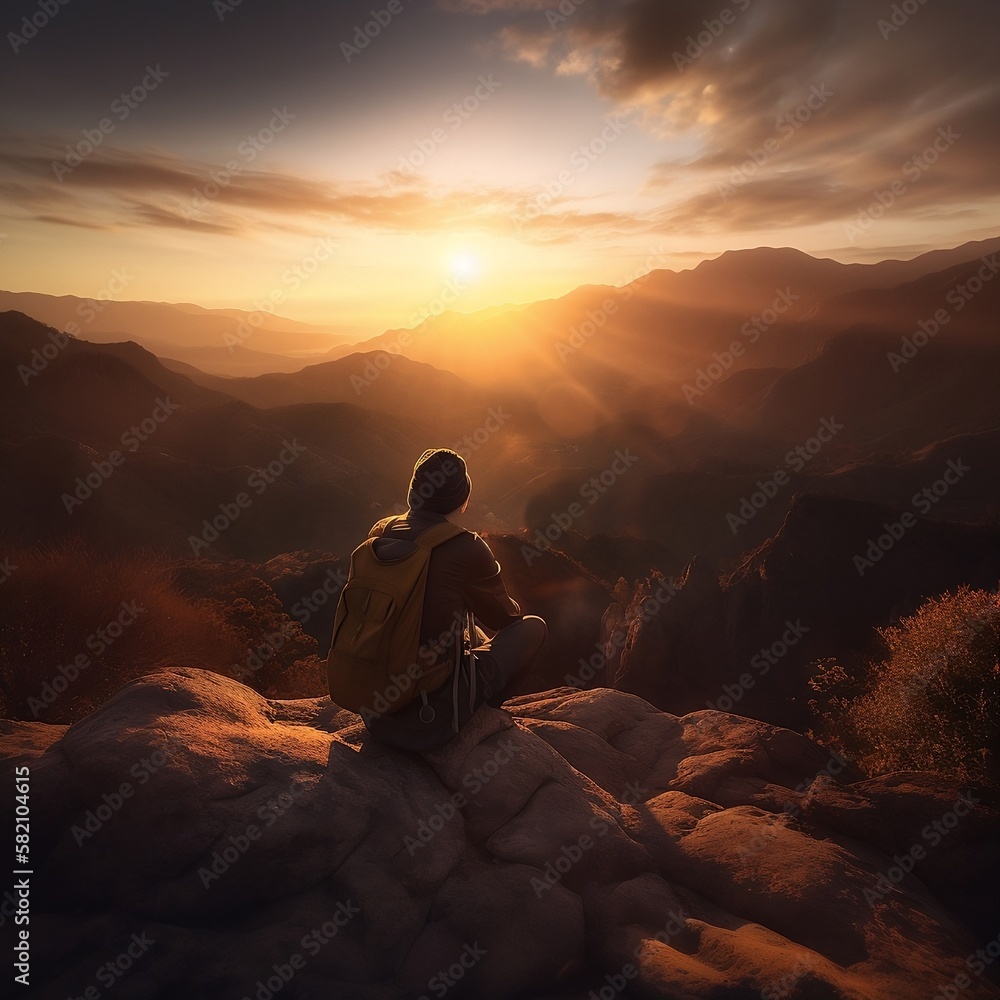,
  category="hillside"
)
[0,312,405,557]
[0,290,357,375]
